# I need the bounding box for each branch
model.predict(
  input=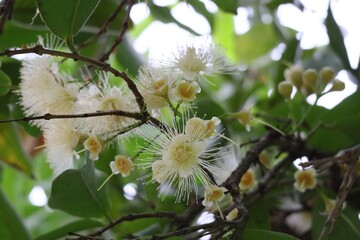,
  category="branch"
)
[78,0,130,49]
[0,45,147,112]
[99,0,135,62]
[88,211,184,237]
[0,0,14,33]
